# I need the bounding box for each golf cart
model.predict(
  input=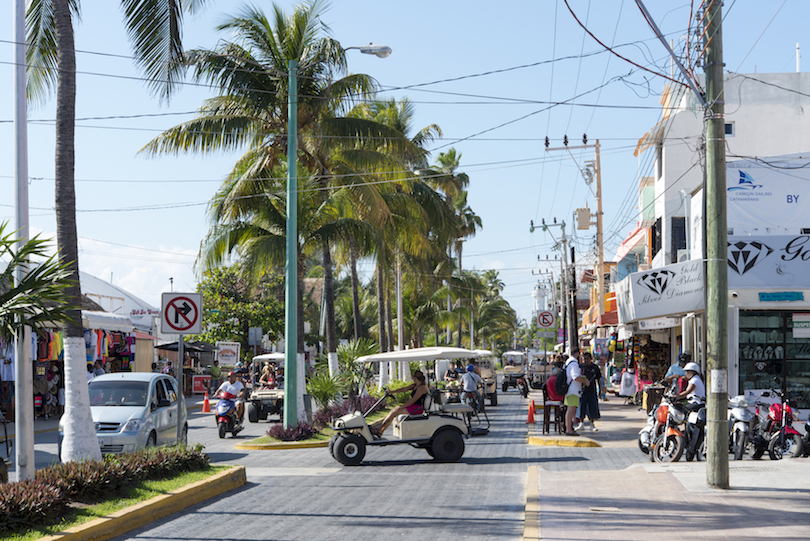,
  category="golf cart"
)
[501,351,527,392]
[473,349,499,406]
[246,352,285,423]
[528,355,551,389]
[329,347,487,466]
